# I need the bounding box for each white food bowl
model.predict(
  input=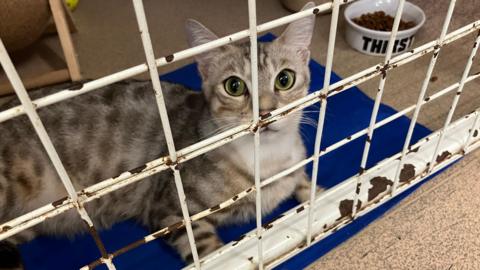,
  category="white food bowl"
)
[344,0,425,56]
